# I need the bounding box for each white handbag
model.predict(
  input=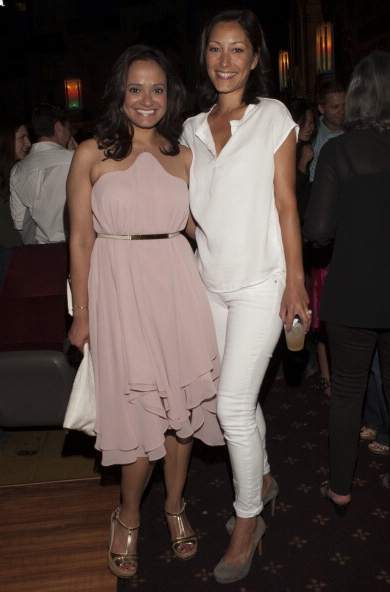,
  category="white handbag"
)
[63,342,96,436]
